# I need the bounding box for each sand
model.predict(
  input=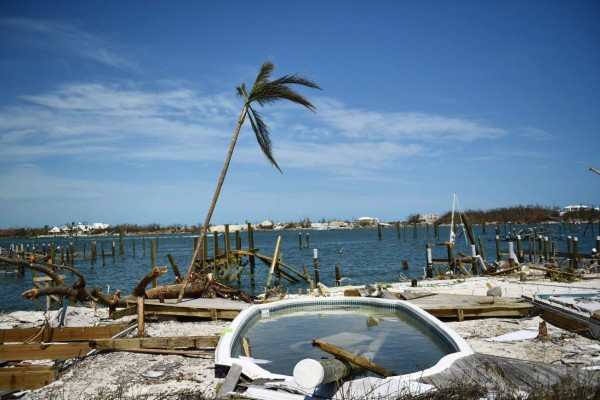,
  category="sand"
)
[2,273,599,399]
